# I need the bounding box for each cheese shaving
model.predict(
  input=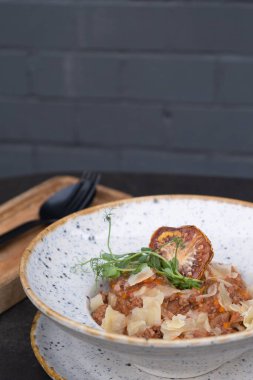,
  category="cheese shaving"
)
[142,289,164,305]
[210,263,232,279]
[229,300,253,329]
[128,265,154,286]
[90,293,104,312]
[127,290,164,328]
[161,315,186,340]
[142,298,162,326]
[101,306,126,334]
[217,282,233,311]
[134,284,180,299]
[185,311,211,333]
[243,306,253,329]
[127,320,147,336]
[133,286,148,297]
[108,292,117,308]
[196,283,217,301]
